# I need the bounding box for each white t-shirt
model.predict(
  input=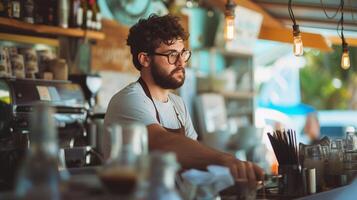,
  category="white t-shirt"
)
[104,81,198,140]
